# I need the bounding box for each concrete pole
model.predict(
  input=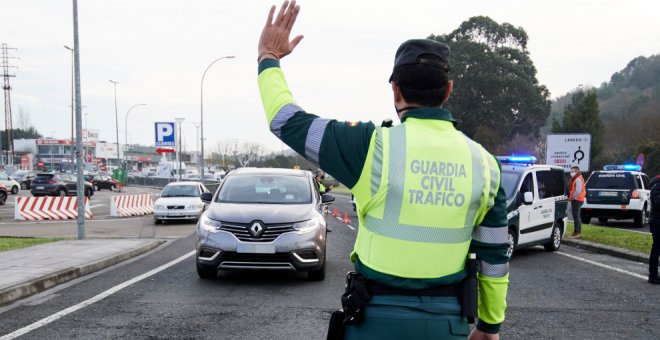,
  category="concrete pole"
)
[72,0,85,239]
